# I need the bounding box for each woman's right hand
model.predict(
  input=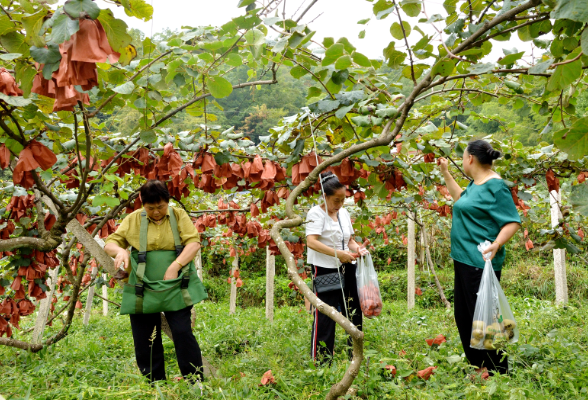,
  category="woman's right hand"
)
[114,249,130,270]
[337,250,357,263]
[437,157,449,174]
